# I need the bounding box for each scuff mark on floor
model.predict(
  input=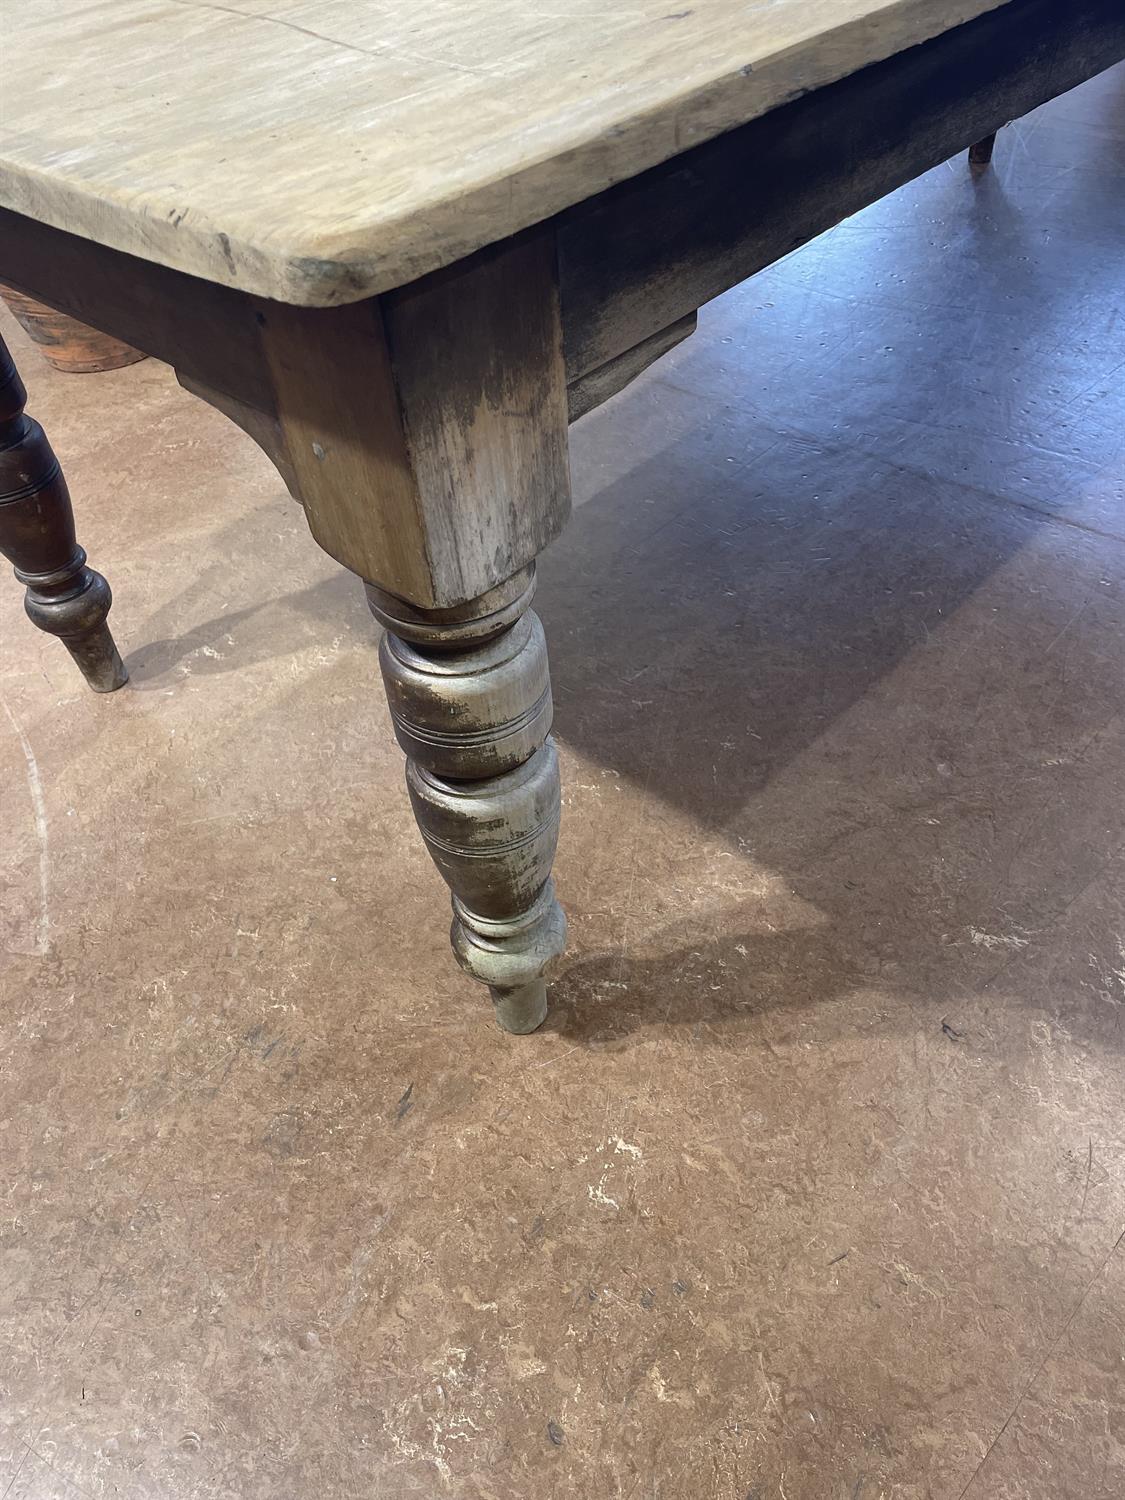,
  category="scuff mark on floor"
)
[3,696,50,954]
